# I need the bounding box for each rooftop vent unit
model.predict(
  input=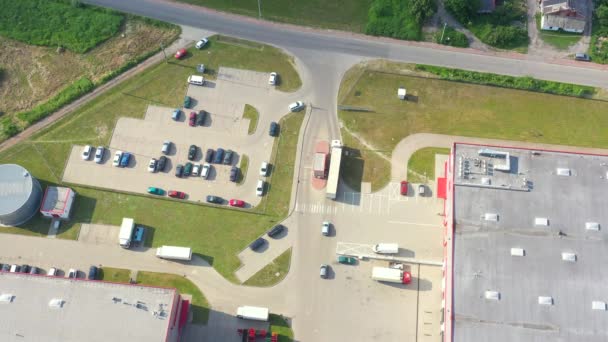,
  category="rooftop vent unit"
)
[535,218,549,226]
[586,222,600,231]
[592,301,607,311]
[484,291,501,301]
[0,294,14,303]
[561,252,576,262]
[511,248,525,257]
[482,213,499,222]
[481,177,491,185]
[49,299,64,308]
[556,168,571,176]
[538,296,553,305]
